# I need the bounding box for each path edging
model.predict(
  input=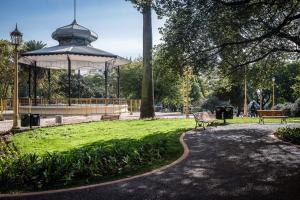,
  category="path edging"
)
[0,130,191,198]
